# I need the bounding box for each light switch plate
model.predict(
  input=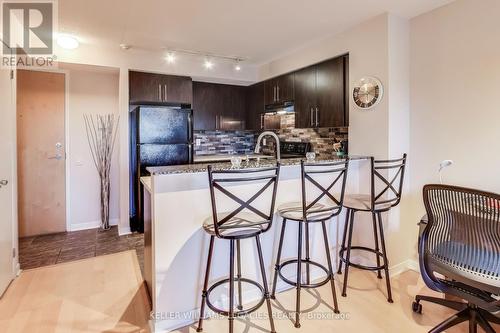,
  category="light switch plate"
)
[195,138,201,146]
